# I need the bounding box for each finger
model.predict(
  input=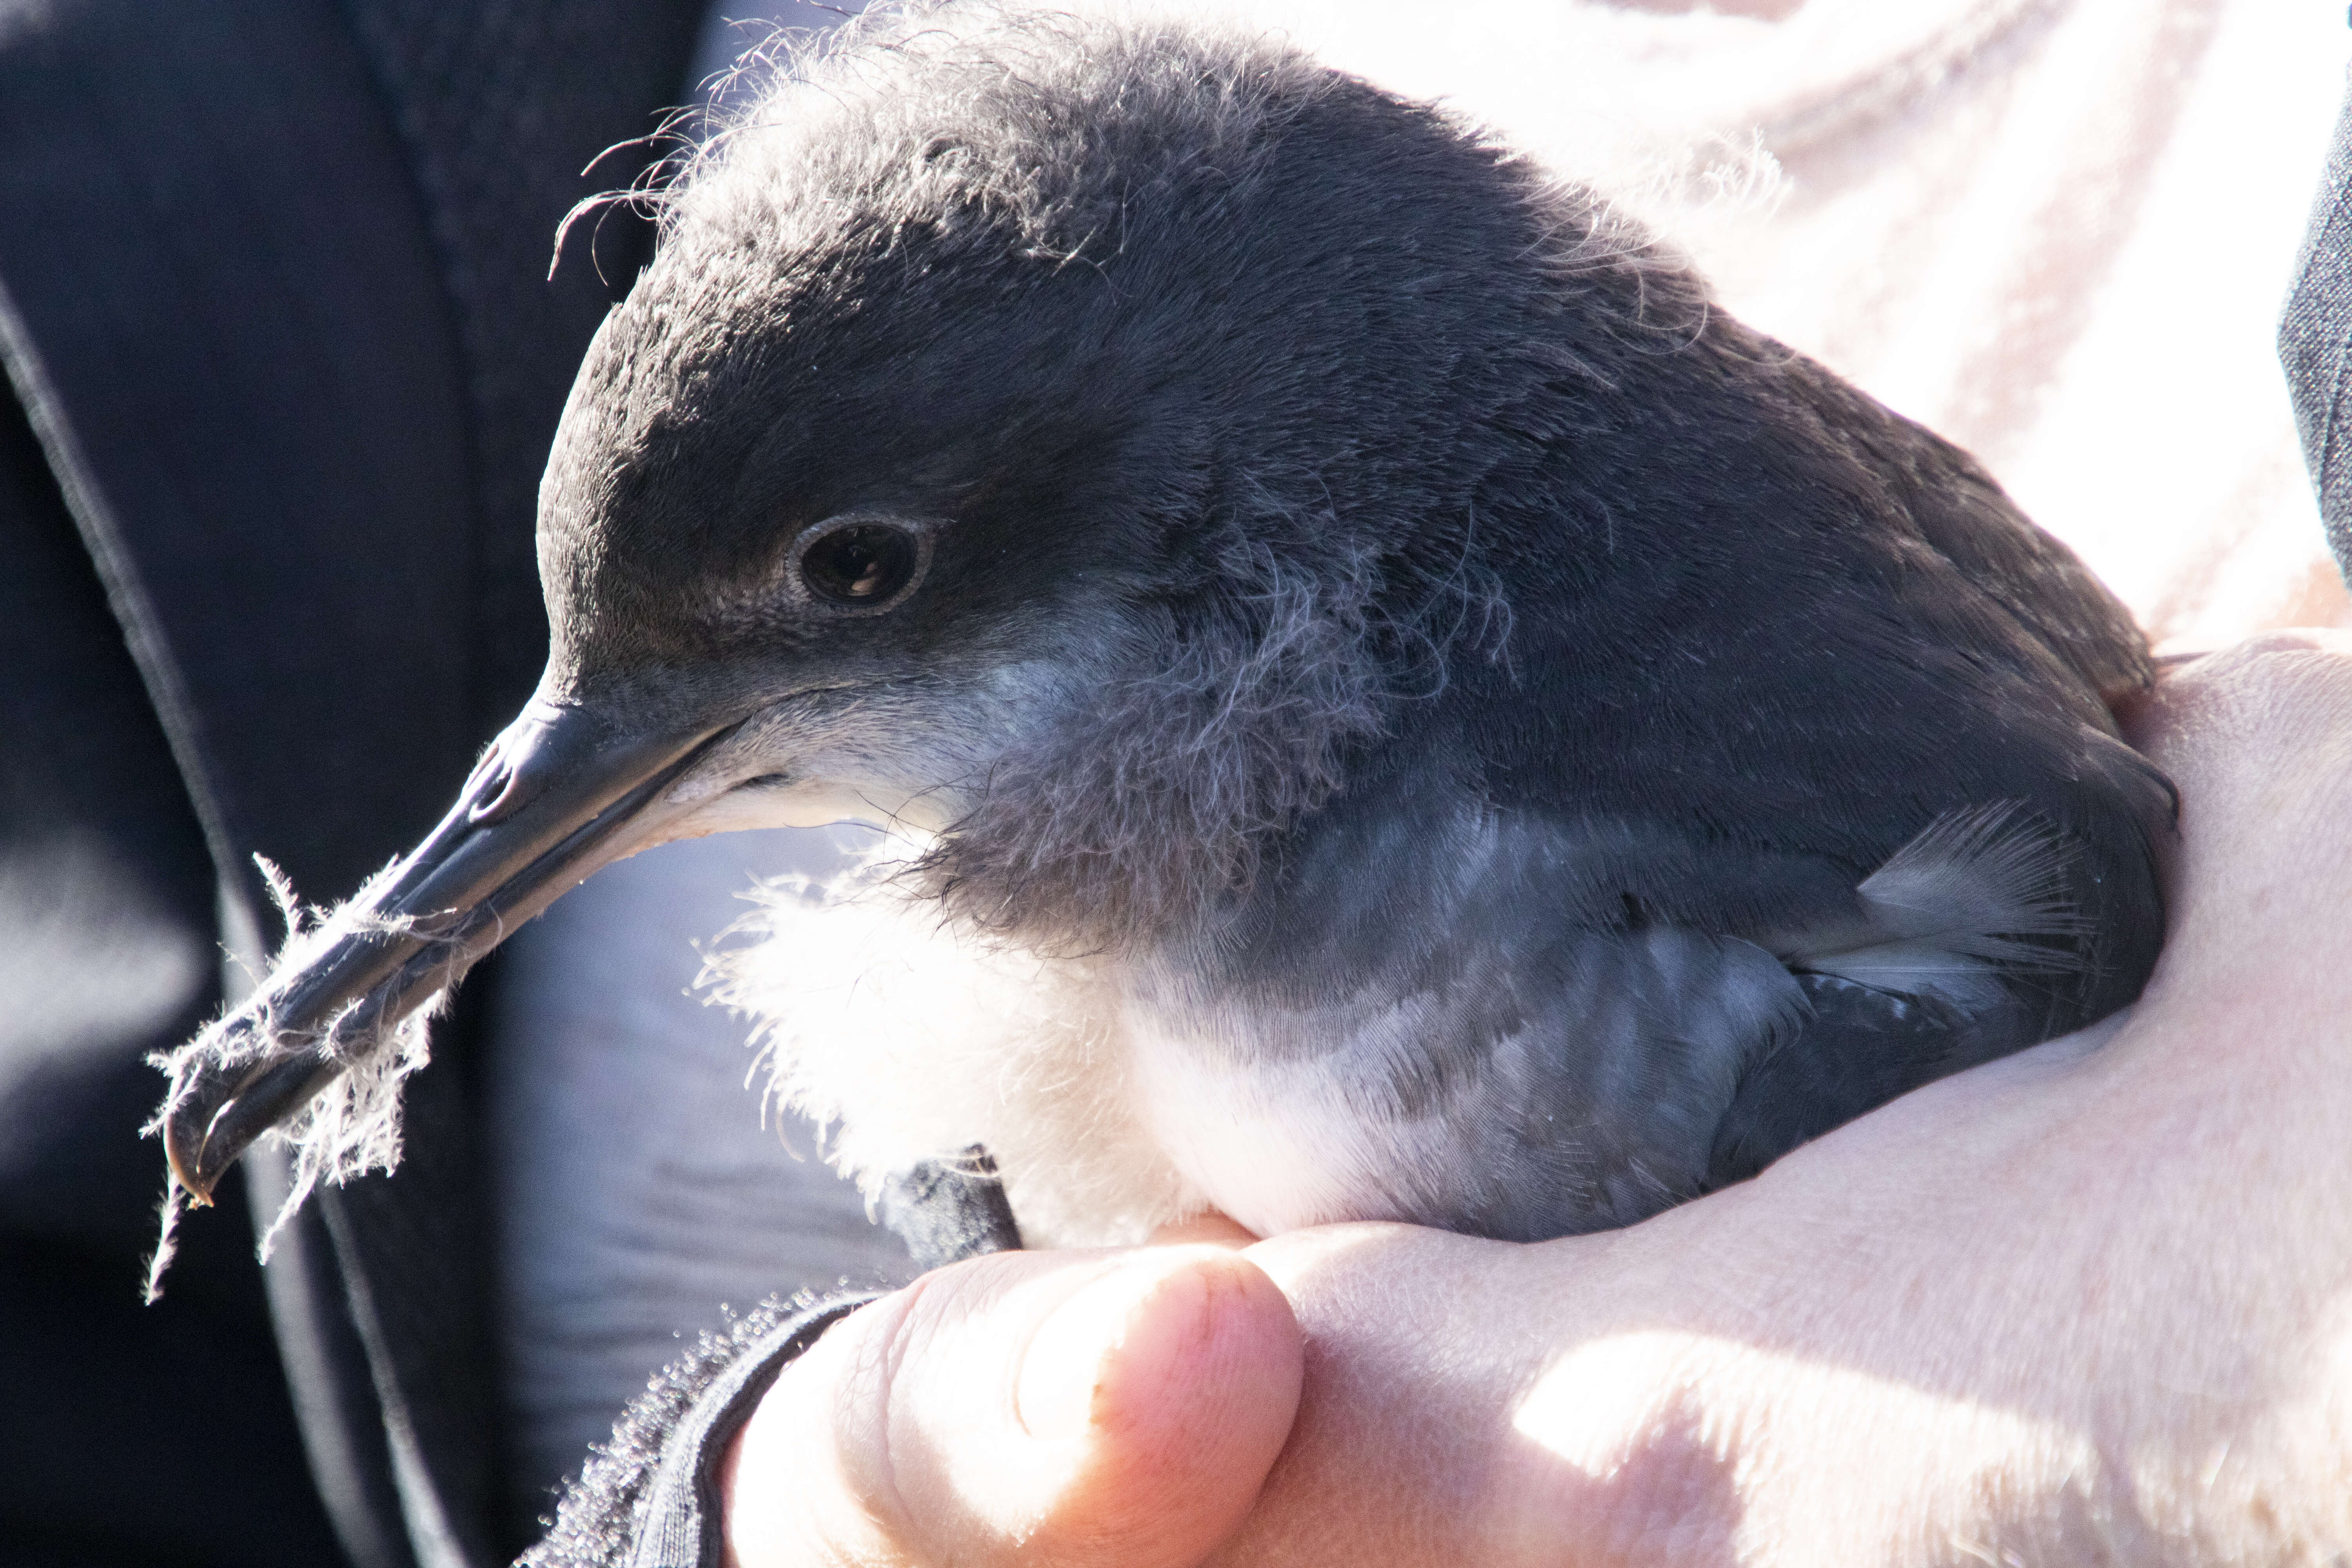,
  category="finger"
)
[2123,634,2352,909]
[2121,627,2352,753]
[724,1246,1304,1568]
[1150,1210,1259,1247]
[1209,1223,1575,1566]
